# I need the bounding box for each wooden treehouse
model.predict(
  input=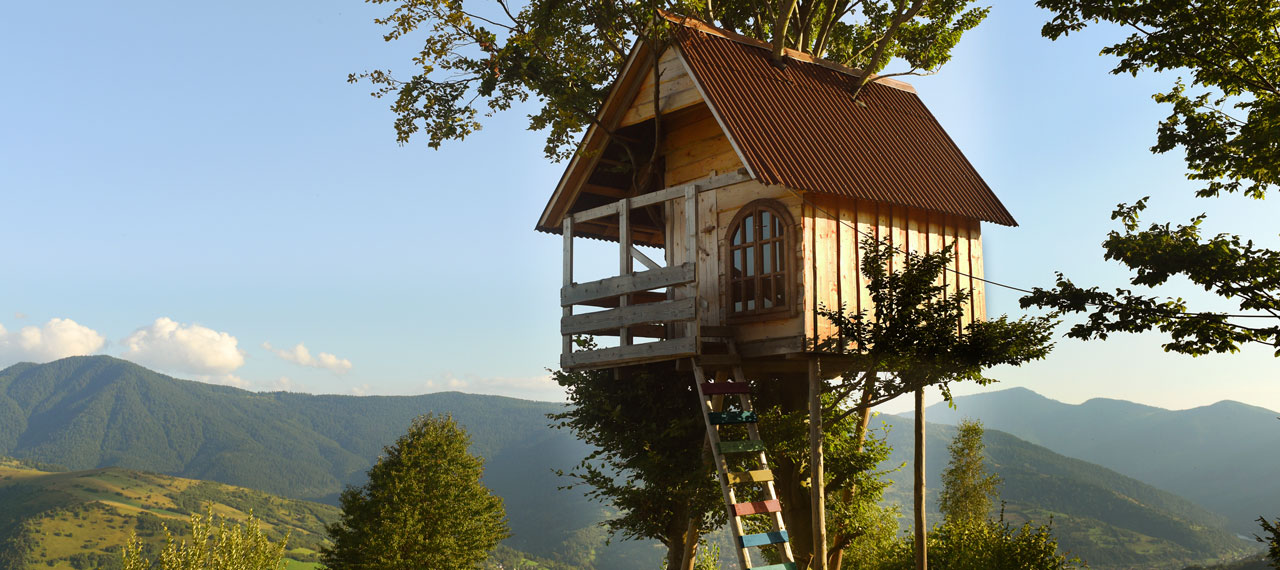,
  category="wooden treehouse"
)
[536,14,1015,570]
